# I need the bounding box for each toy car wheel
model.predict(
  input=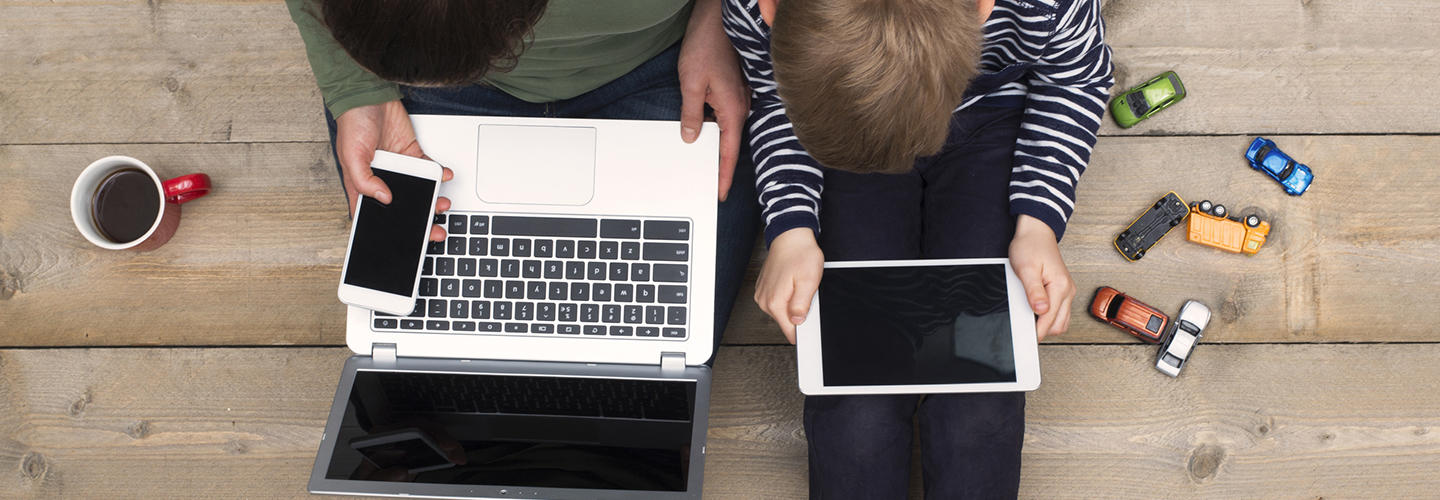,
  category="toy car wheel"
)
[1135,249,1146,259]
[1198,200,1213,212]
[1245,214,1261,228]
[1153,200,1164,210]
[1169,217,1182,227]
[1212,204,1227,218]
